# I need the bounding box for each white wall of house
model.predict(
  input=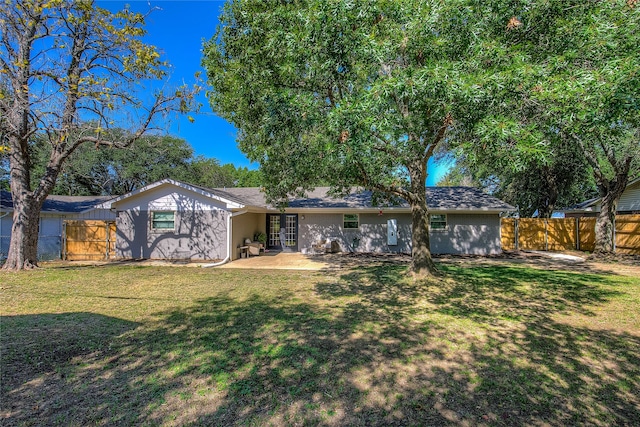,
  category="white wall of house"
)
[231,212,265,260]
[0,211,11,258]
[114,184,230,212]
[614,179,640,212]
[587,180,640,214]
[74,208,117,220]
